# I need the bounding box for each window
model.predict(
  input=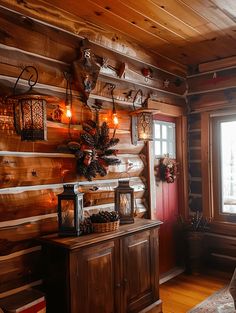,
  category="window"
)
[212,114,236,221]
[153,121,176,158]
